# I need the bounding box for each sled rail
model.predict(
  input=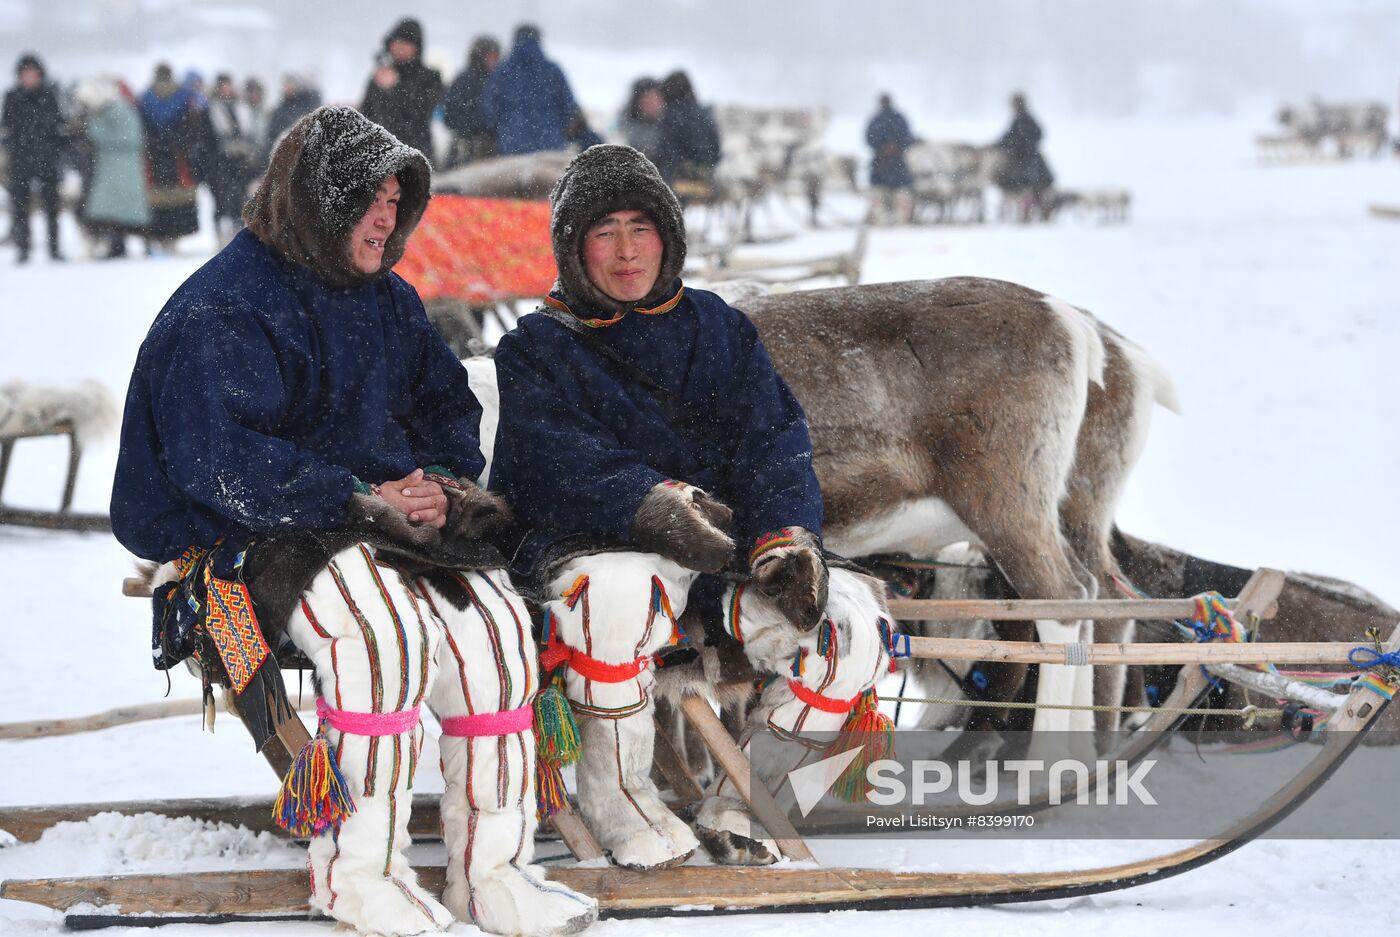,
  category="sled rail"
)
[886,595,1271,621]
[903,635,1385,666]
